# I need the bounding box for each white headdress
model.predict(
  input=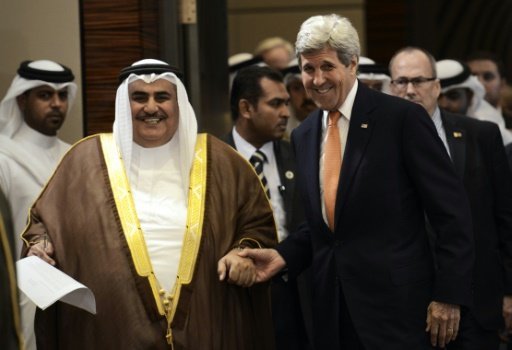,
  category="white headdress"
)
[0,59,77,138]
[357,56,391,94]
[437,59,512,144]
[113,59,198,194]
